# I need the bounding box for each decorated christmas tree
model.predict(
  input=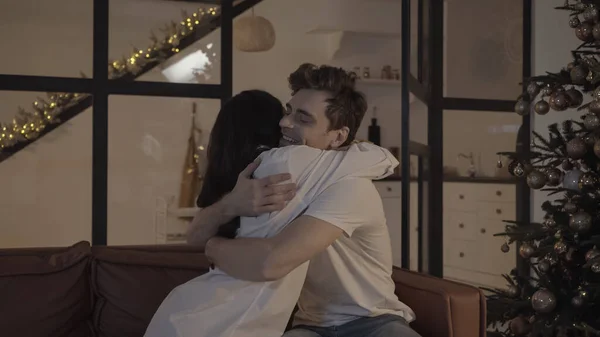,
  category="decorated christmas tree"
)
[486,1,600,336]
